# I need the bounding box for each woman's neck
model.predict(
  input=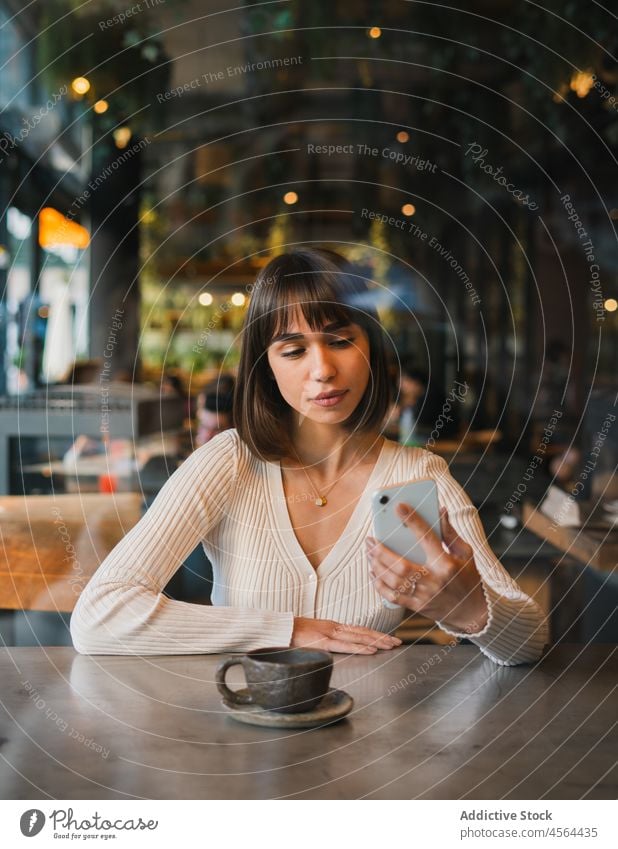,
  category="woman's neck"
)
[286,425,384,478]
